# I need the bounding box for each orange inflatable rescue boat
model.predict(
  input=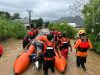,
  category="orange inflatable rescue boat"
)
[14,45,35,75]
[55,51,67,72]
